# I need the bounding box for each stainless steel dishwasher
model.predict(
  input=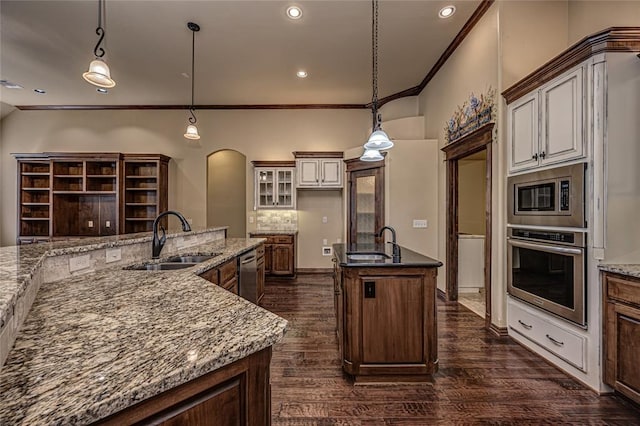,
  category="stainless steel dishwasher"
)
[238,249,257,303]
